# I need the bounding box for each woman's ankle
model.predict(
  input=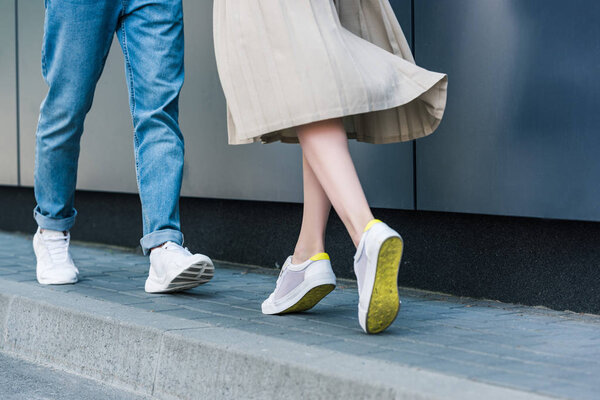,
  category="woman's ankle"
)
[348,213,375,247]
[292,246,325,264]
